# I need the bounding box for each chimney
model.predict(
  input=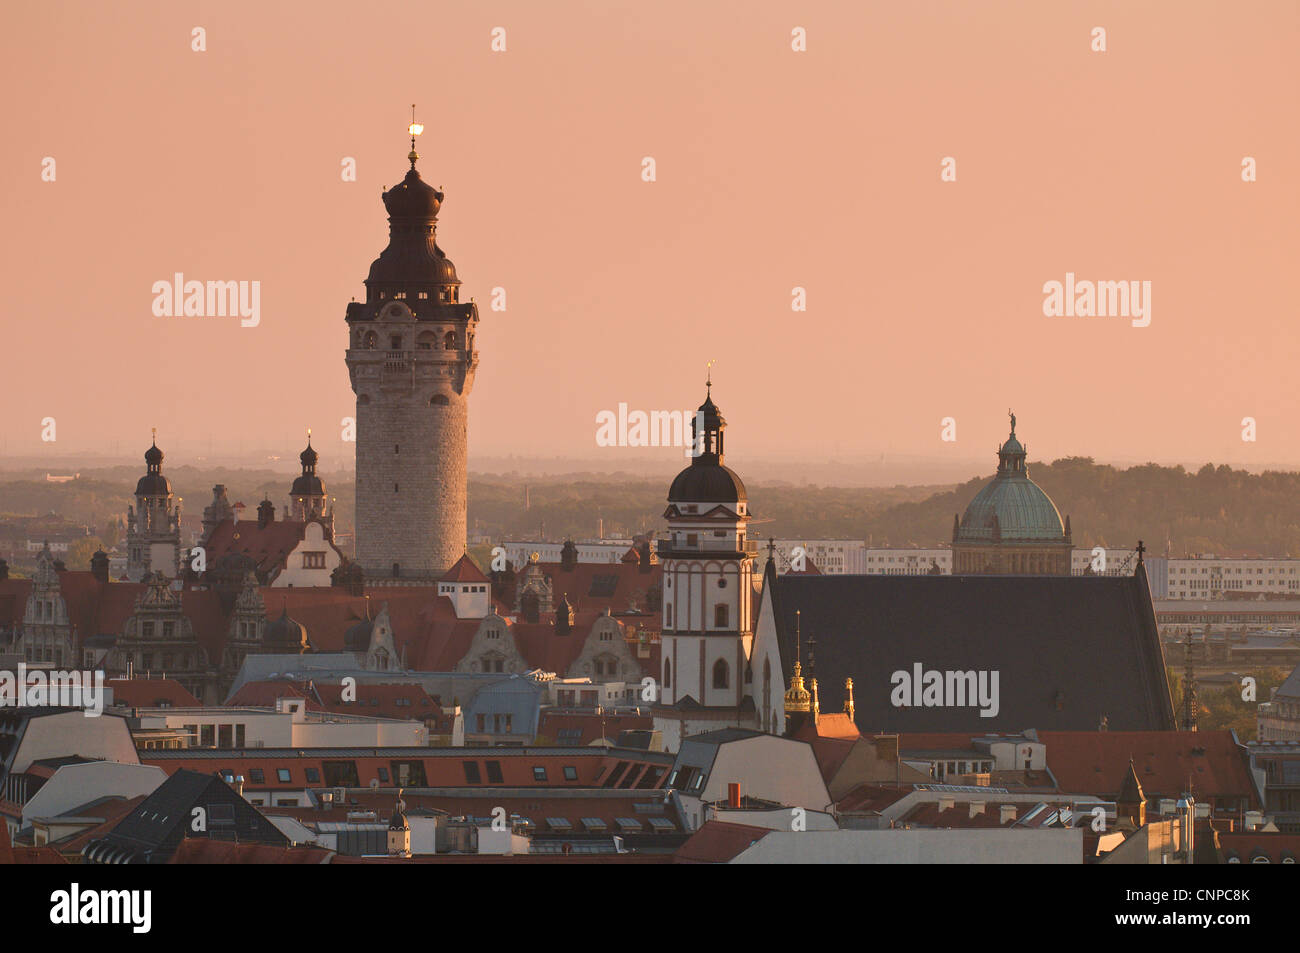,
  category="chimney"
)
[968,801,986,818]
[938,795,955,813]
[1158,799,1176,817]
[90,550,110,583]
[0,559,9,581]
[257,498,275,528]
[727,782,742,808]
[844,677,855,721]
[1244,810,1263,831]
[1000,804,1017,824]
[233,775,245,798]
